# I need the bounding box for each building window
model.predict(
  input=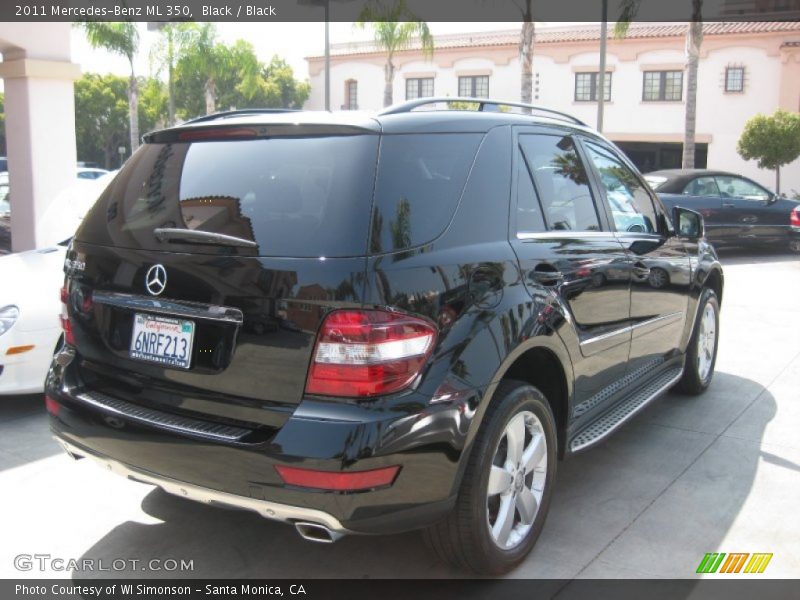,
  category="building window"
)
[344,80,358,110]
[725,66,745,93]
[458,75,489,98]
[643,70,683,101]
[574,72,612,102]
[406,77,434,100]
